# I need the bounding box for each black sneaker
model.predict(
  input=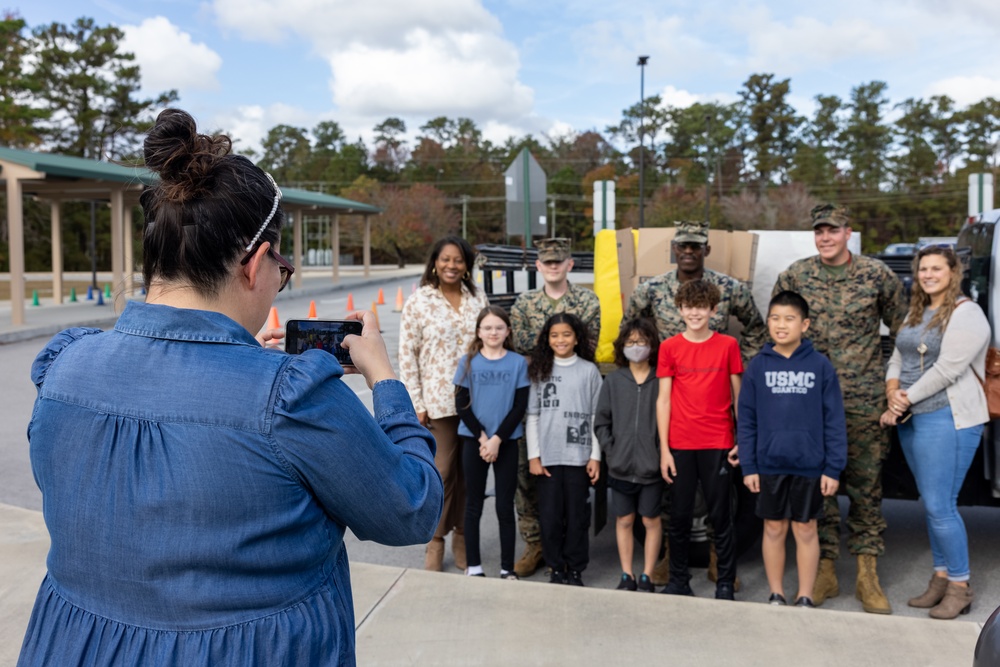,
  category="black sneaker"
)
[768,593,787,606]
[660,578,695,596]
[715,582,735,600]
[637,574,655,592]
[500,571,519,581]
[549,567,567,585]
[616,573,637,591]
[567,570,584,587]
[794,596,815,608]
